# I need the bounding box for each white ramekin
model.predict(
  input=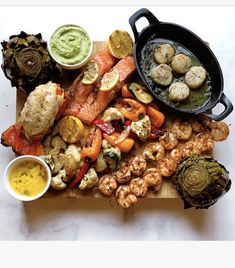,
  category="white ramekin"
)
[3,155,51,201]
